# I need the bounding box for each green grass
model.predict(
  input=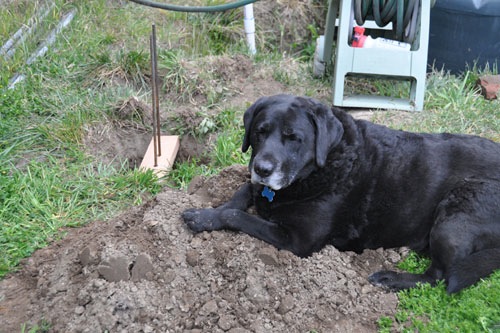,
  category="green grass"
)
[377,255,500,332]
[0,152,162,276]
[395,274,500,332]
[1,0,499,332]
[167,107,249,188]
[20,318,51,333]
[0,1,169,277]
[372,70,499,141]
